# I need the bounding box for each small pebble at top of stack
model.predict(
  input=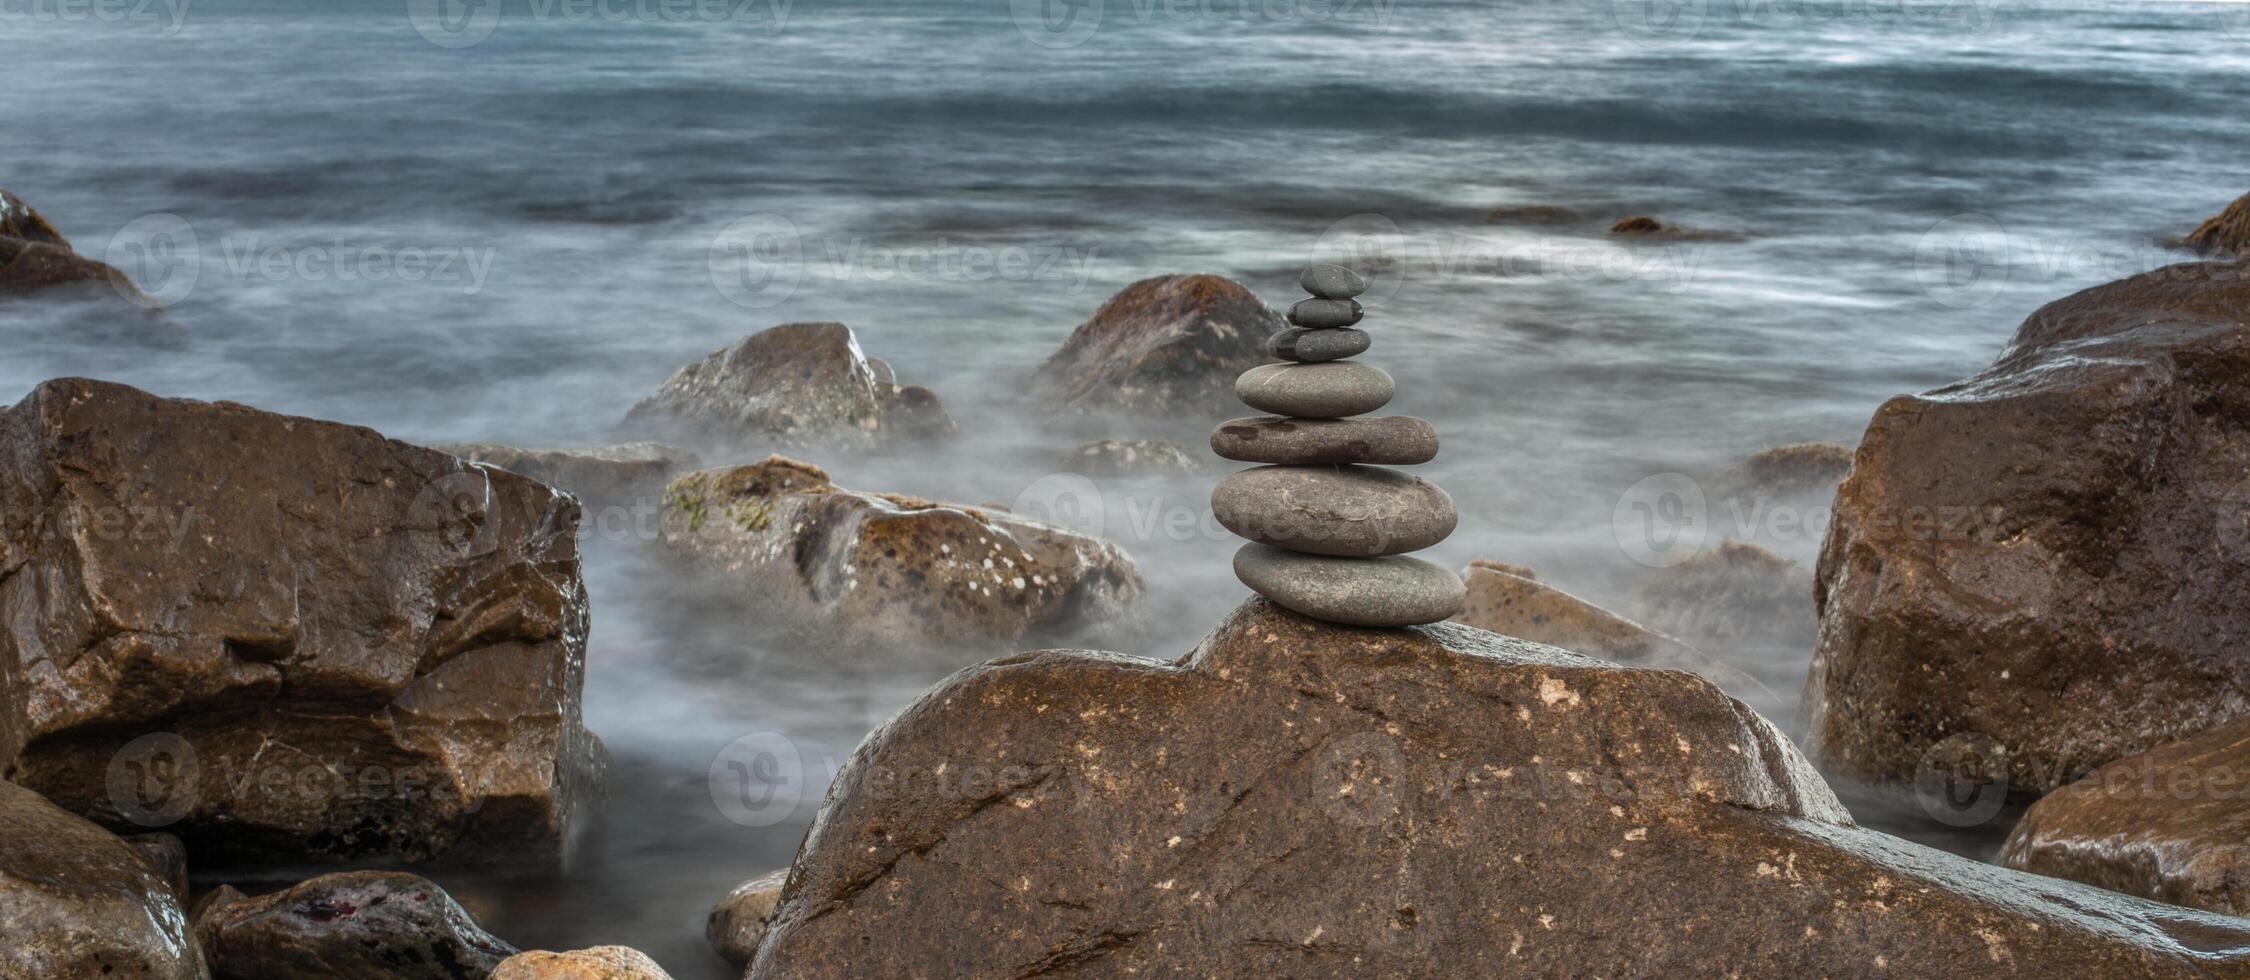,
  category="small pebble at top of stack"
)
[1211,264,1464,627]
